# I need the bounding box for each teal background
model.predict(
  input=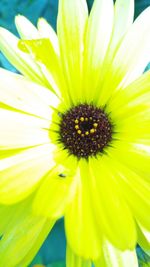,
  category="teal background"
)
[0,0,150,266]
